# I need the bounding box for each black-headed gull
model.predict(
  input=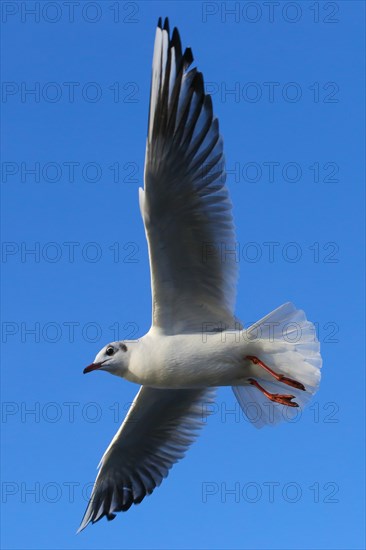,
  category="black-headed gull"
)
[78,18,322,532]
